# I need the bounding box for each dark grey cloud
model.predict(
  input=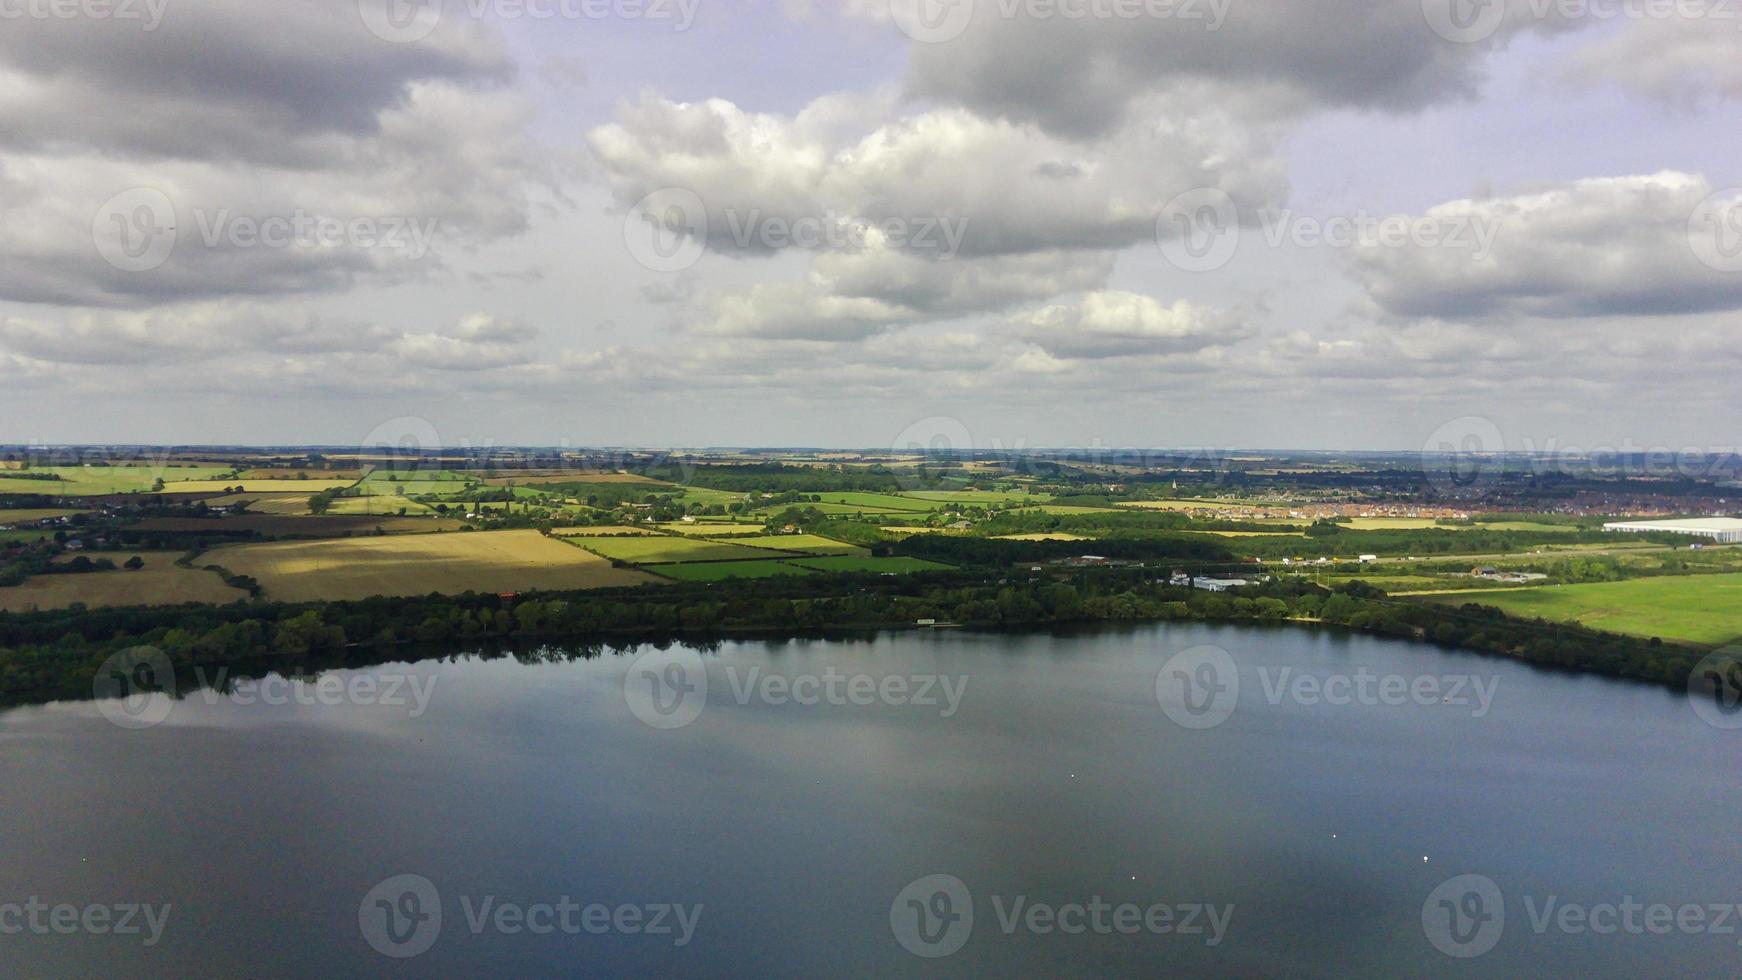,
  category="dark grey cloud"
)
[902,0,1580,138]
[1353,173,1742,320]
[0,0,512,163]
[0,1,545,308]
